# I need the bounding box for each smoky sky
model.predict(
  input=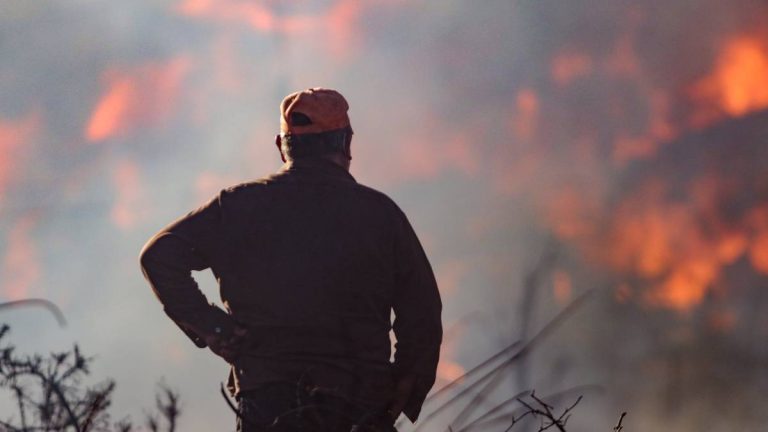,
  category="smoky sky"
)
[1,1,767,430]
